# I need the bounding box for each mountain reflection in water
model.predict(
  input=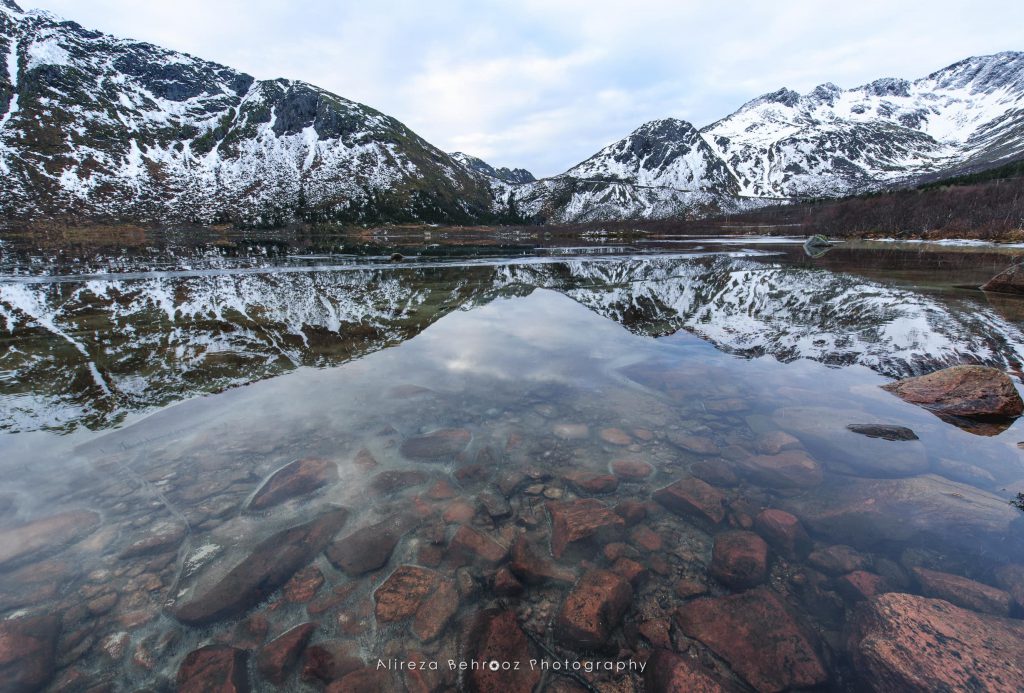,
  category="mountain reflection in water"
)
[2,249,1023,433]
